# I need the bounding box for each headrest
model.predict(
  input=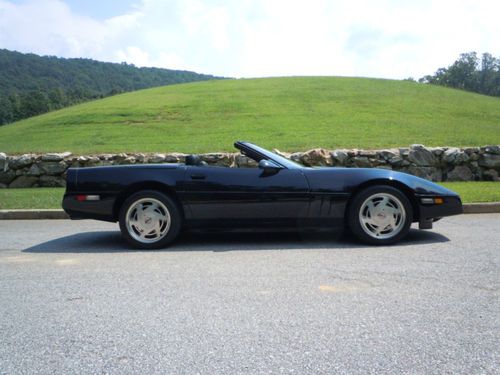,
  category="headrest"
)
[185,154,208,166]
[185,154,200,166]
